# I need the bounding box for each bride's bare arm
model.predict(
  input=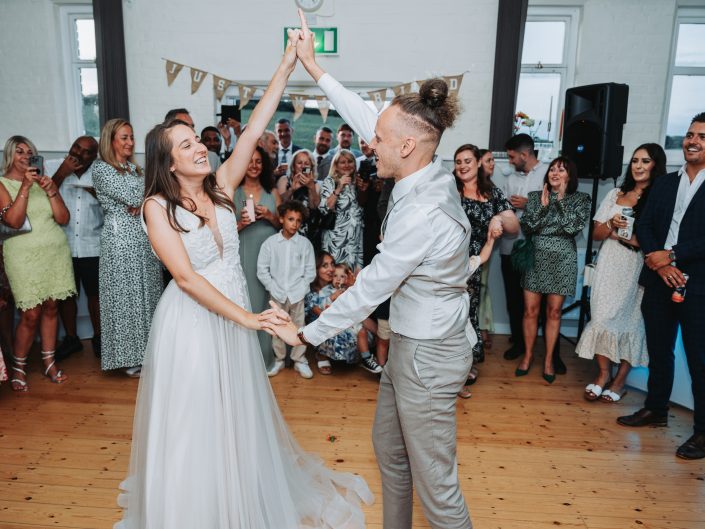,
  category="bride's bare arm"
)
[144,200,277,331]
[216,29,300,195]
